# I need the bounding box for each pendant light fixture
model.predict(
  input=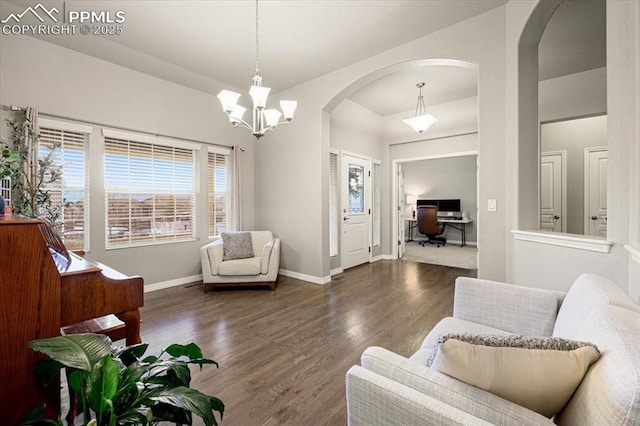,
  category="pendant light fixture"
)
[217,0,297,139]
[403,82,437,133]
